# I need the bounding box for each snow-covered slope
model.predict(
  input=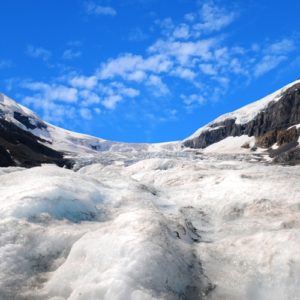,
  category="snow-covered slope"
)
[0,93,181,165]
[187,79,300,140]
[184,80,300,163]
[0,92,108,153]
